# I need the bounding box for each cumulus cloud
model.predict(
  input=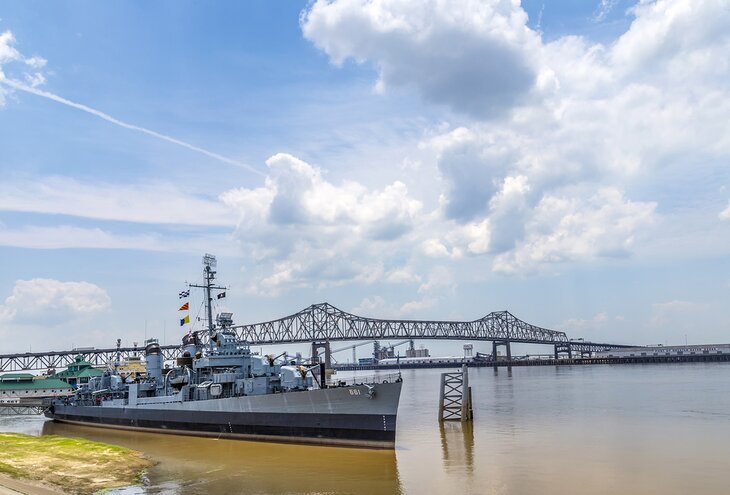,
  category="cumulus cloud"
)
[0,278,111,323]
[399,297,438,316]
[221,153,424,294]
[222,153,421,238]
[493,188,656,274]
[426,218,492,259]
[299,0,730,283]
[302,0,541,119]
[4,0,726,305]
